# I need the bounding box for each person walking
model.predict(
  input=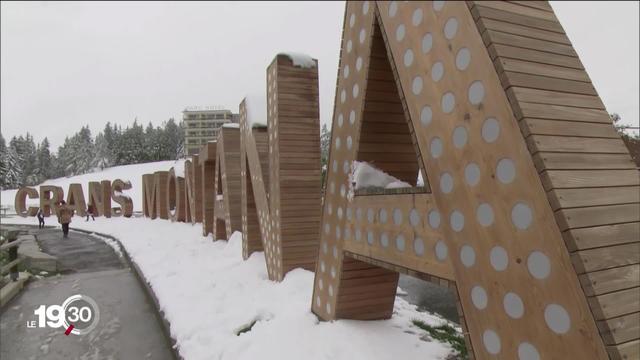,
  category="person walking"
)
[36,208,45,229]
[86,204,95,221]
[57,200,73,238]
